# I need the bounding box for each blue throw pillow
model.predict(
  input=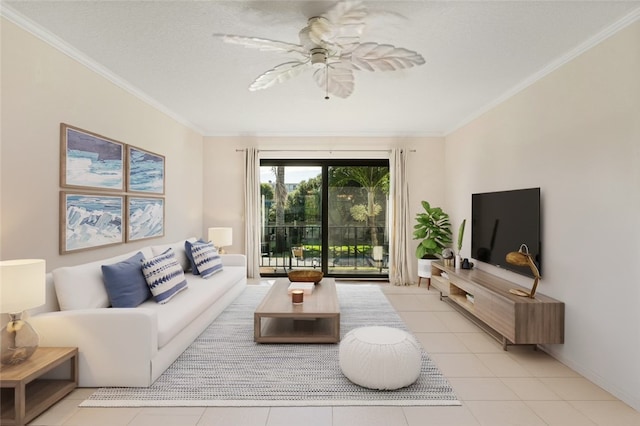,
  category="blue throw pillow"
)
[101,252,152,308]
[142,248,188,304]
[185,239,206,274]
[191,242,223,279]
